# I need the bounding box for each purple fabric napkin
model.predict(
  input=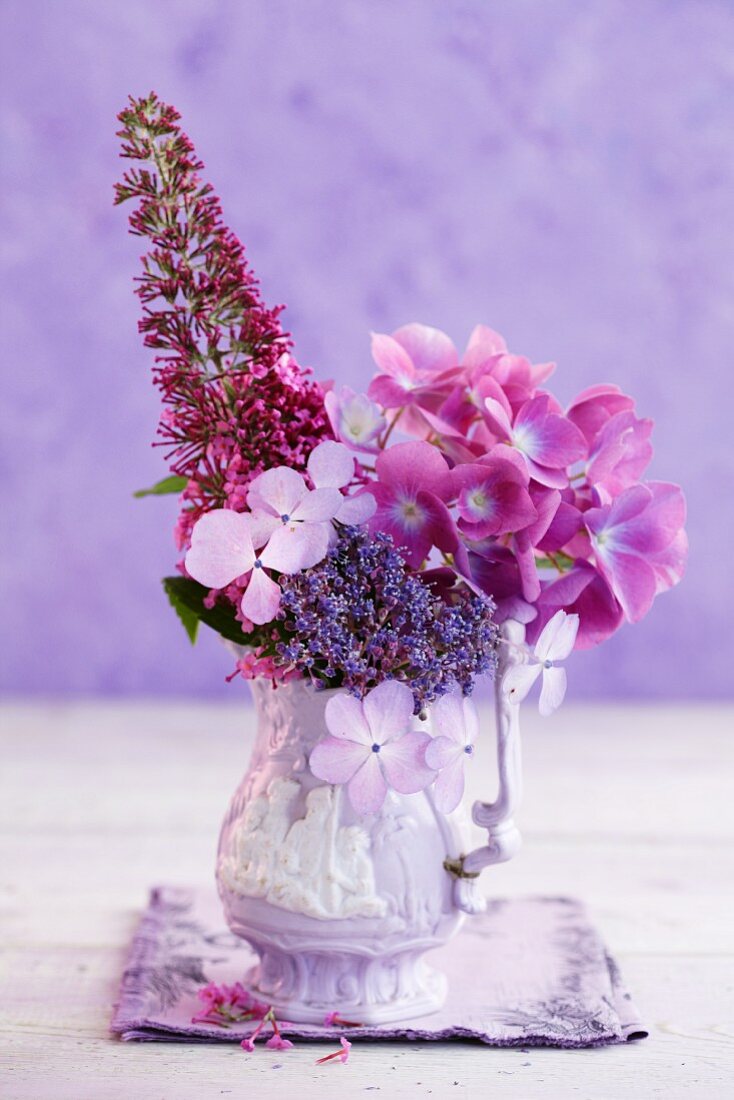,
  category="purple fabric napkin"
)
[111,887,646,1048]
